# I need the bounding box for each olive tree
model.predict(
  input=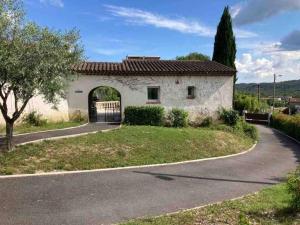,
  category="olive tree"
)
[0,0,84,151]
